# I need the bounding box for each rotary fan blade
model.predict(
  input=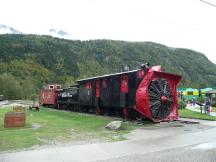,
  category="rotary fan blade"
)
[148,78,174,119]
